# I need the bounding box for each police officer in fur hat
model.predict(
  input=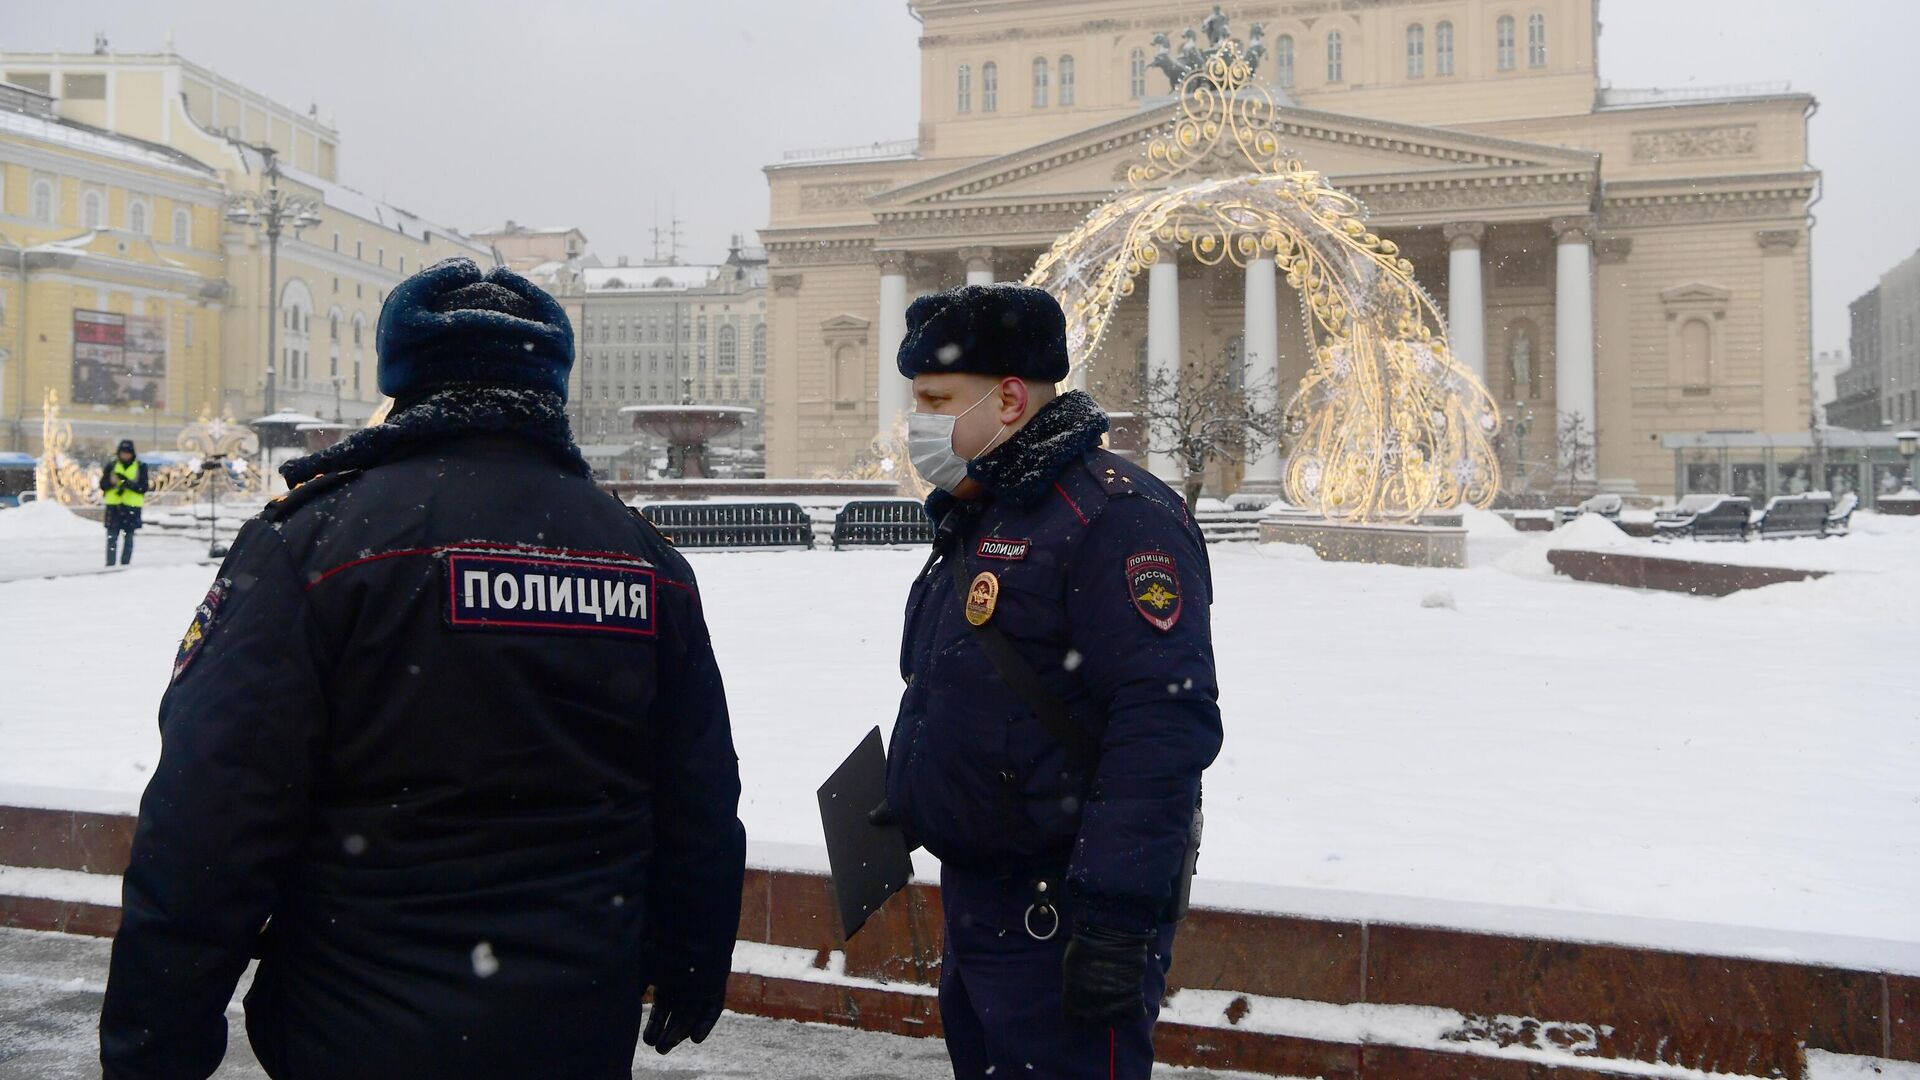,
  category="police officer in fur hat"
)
[884,283,1222,1078]
[101,257,747,1078]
